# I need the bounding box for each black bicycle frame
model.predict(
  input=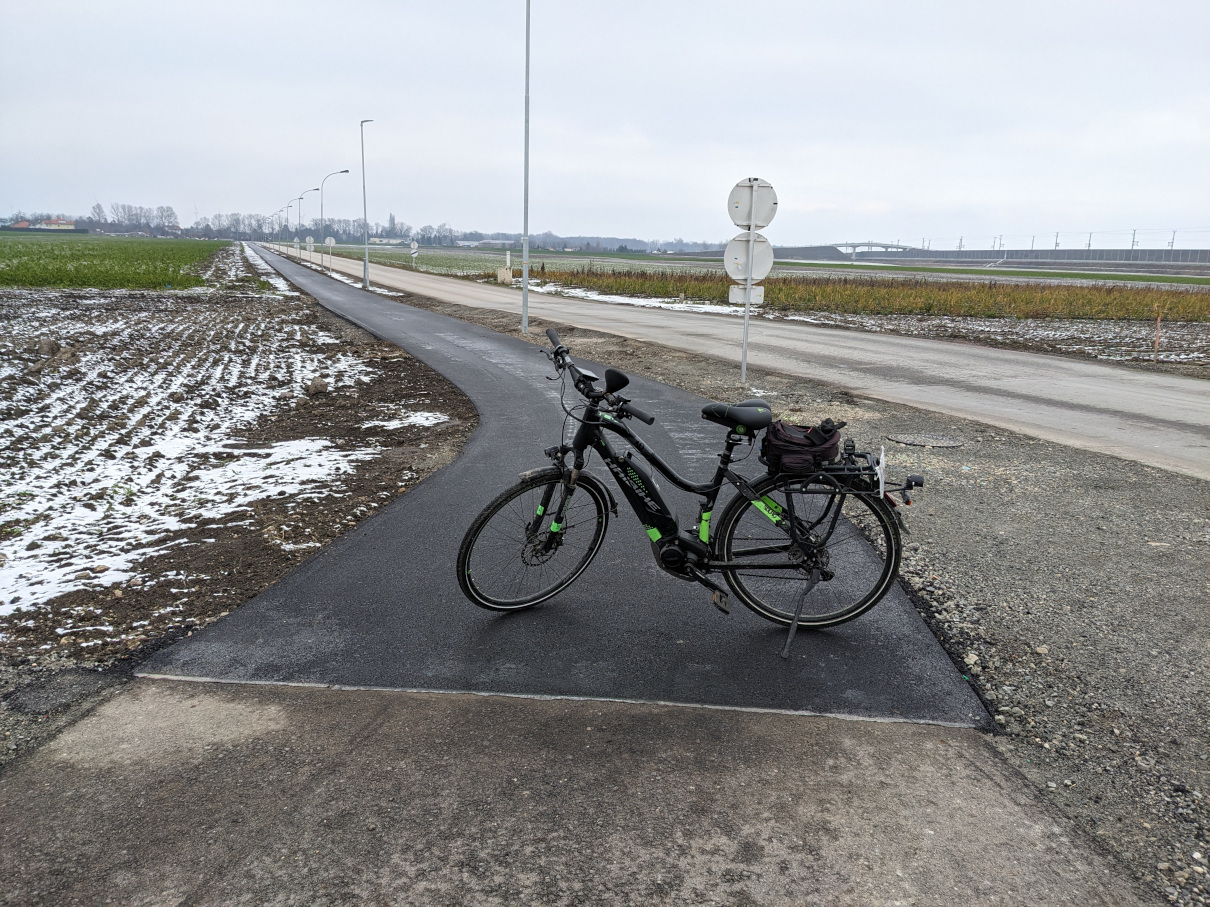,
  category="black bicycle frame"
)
[548,402,804,563]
